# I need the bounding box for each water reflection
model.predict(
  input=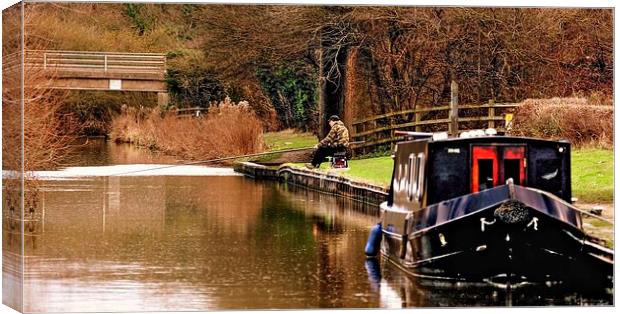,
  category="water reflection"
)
[370,257,613,307]
[15,175,385,311]
[2,180,24,312]
[60,138,178,166]
[5,167,612,311]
